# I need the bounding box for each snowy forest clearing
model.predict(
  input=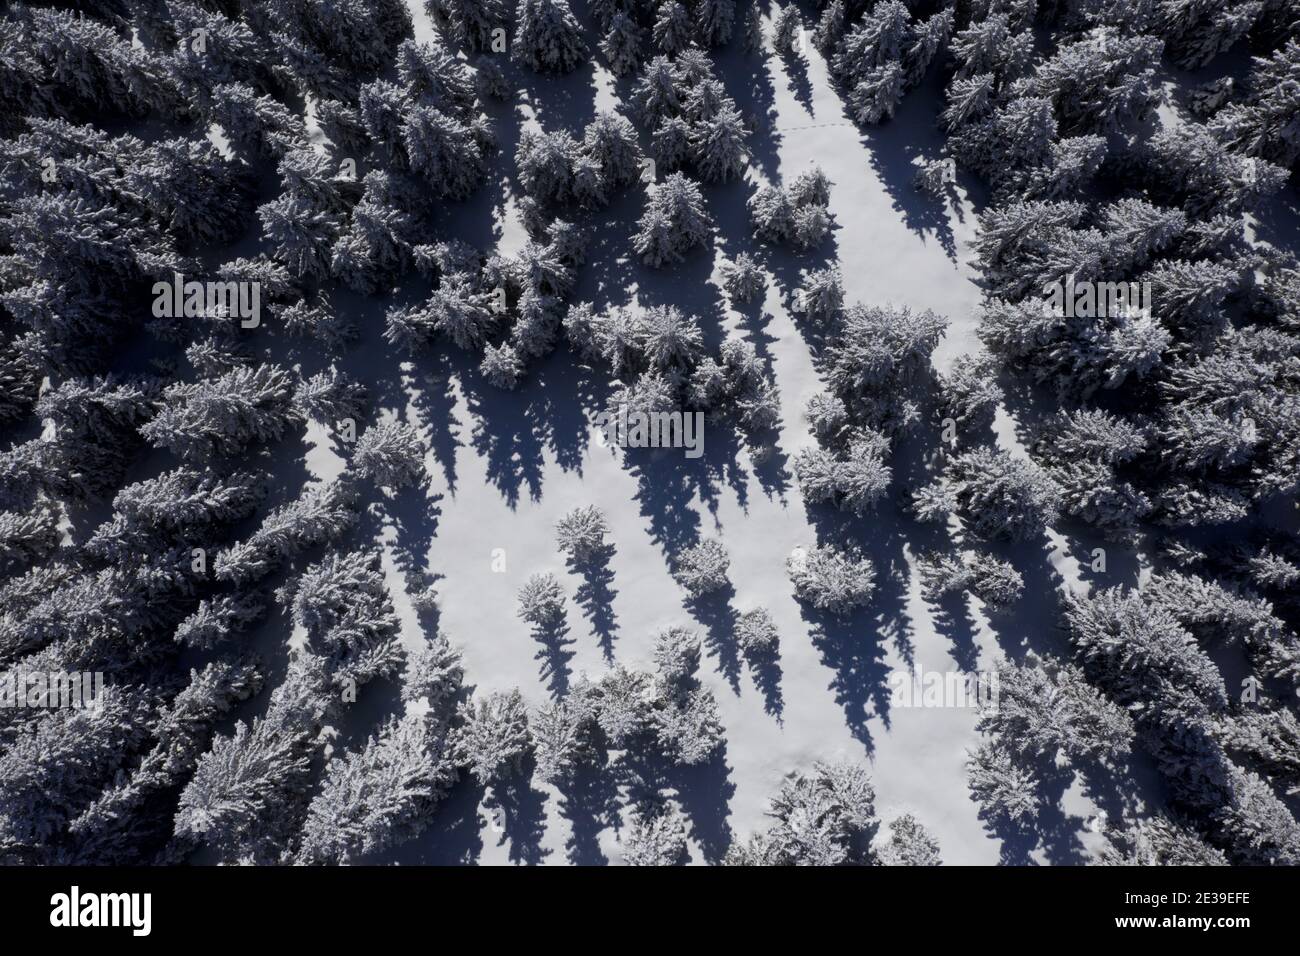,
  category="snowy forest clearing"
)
[353,0,1005,864]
